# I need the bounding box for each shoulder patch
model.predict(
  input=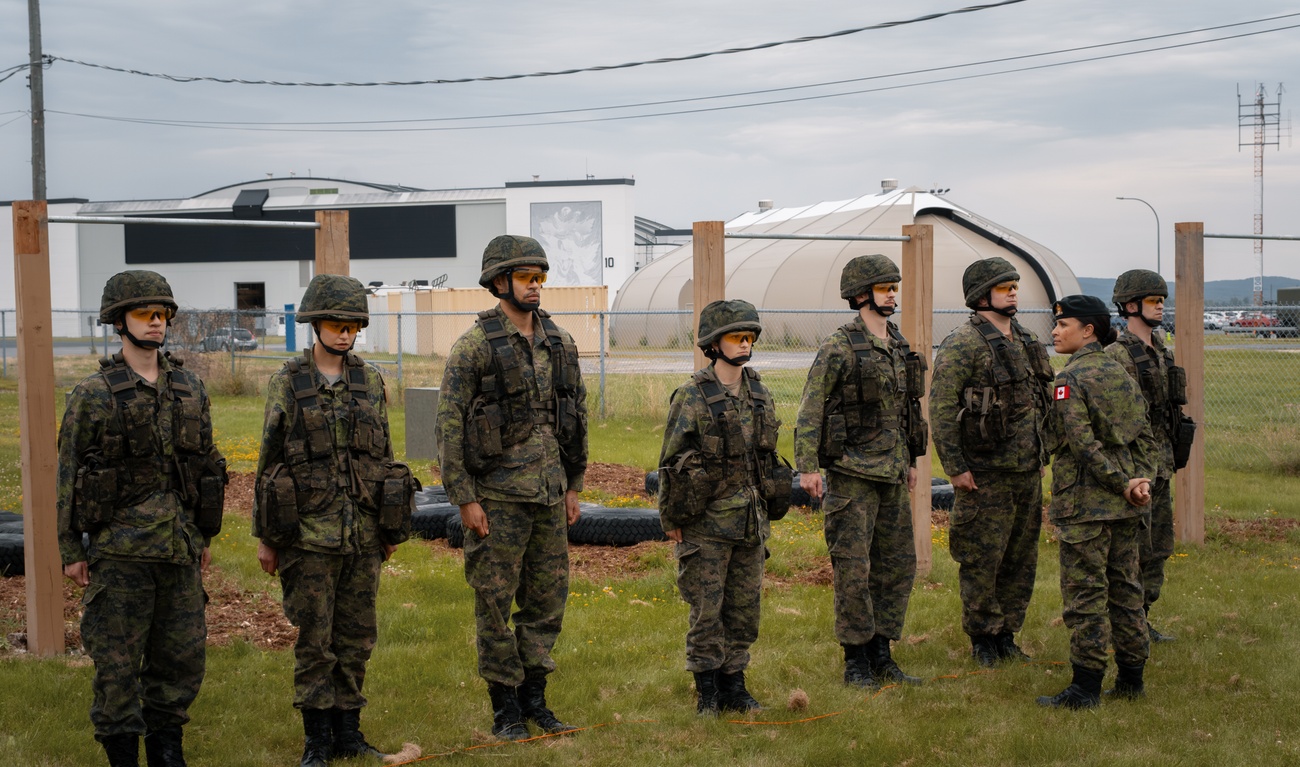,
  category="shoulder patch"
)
[1053,384,1071,401]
